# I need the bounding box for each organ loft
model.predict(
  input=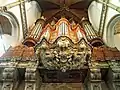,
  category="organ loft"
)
[0,0,120,90]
